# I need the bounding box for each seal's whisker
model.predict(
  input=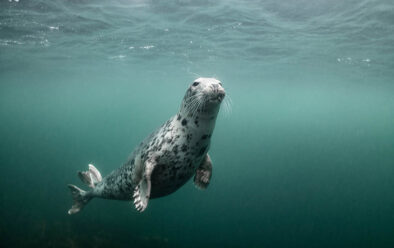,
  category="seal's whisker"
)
[185,94,202,112]
[187,96,199,106]
[186,93,204,102]
[199,96,208,118]
[221,94,232,118]
[222,100,227,115]
[191,96,203,118]
[226,94,233,105]
[185,94,203,107]
[187,97,201,118]
[227,96,233,114]
[188,96,201,111]
[192,98,202,118]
